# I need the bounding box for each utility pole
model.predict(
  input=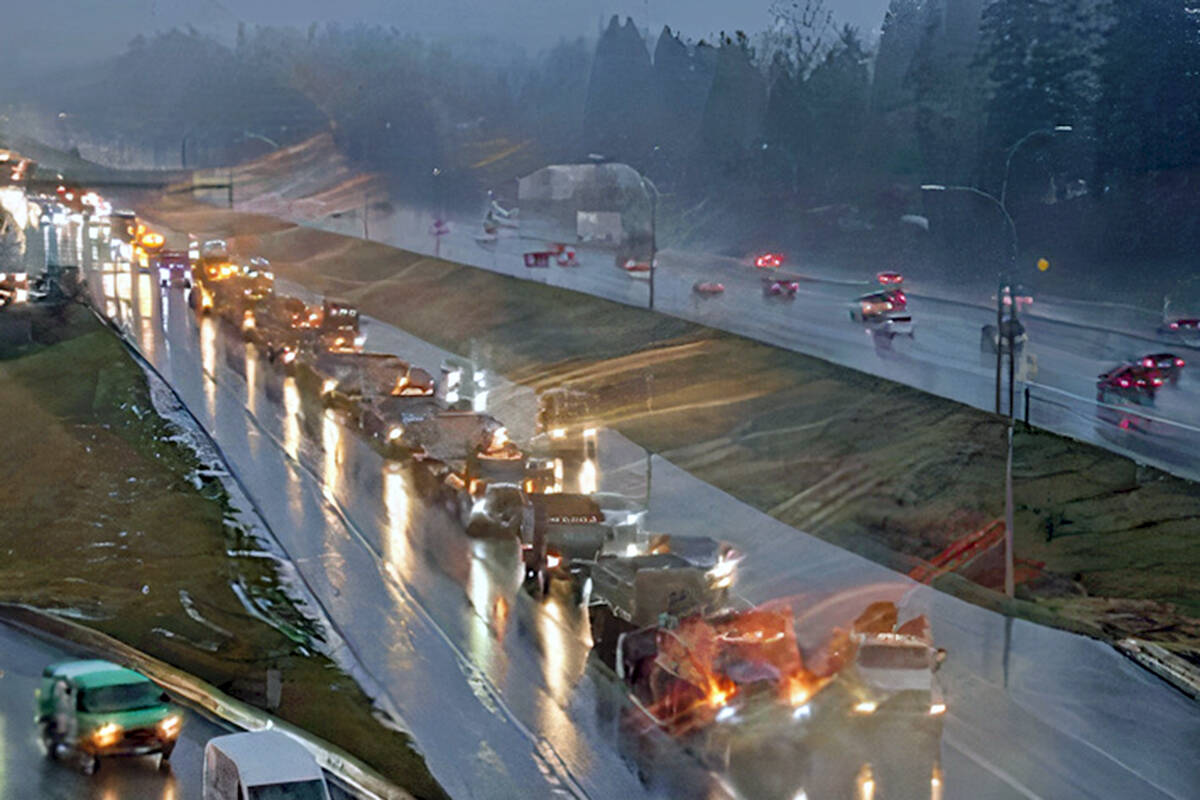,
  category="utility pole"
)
[1008,291,1019,421]
[1004,424,1015,598]
[996,276,1006,414]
